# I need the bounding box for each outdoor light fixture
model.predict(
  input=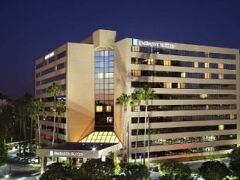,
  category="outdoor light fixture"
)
[4,174,10,179]
[91,147,96,151]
